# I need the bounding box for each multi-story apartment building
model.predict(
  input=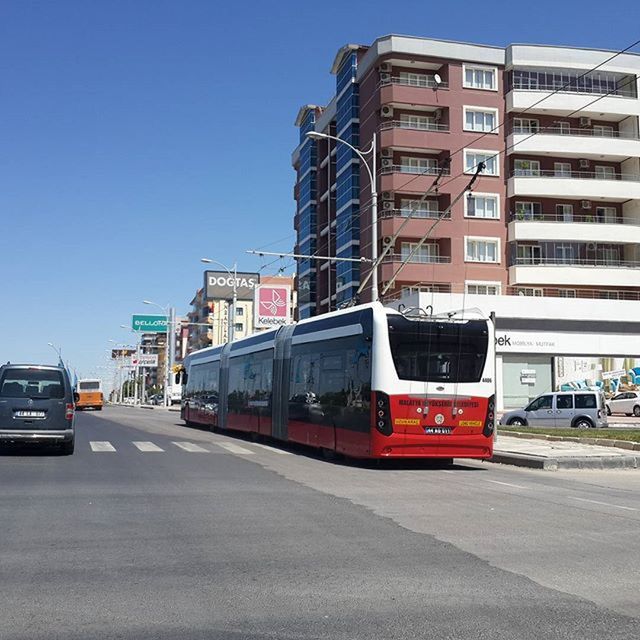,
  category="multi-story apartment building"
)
[292,36,640,316]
